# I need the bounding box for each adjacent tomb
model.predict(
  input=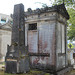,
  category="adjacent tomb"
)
[5,3,70,74]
